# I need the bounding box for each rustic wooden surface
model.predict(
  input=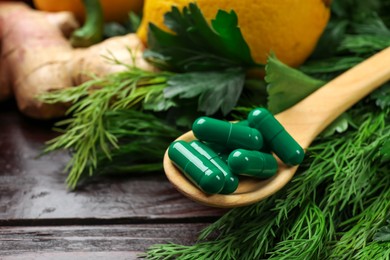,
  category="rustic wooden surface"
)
[0,100,226,259]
